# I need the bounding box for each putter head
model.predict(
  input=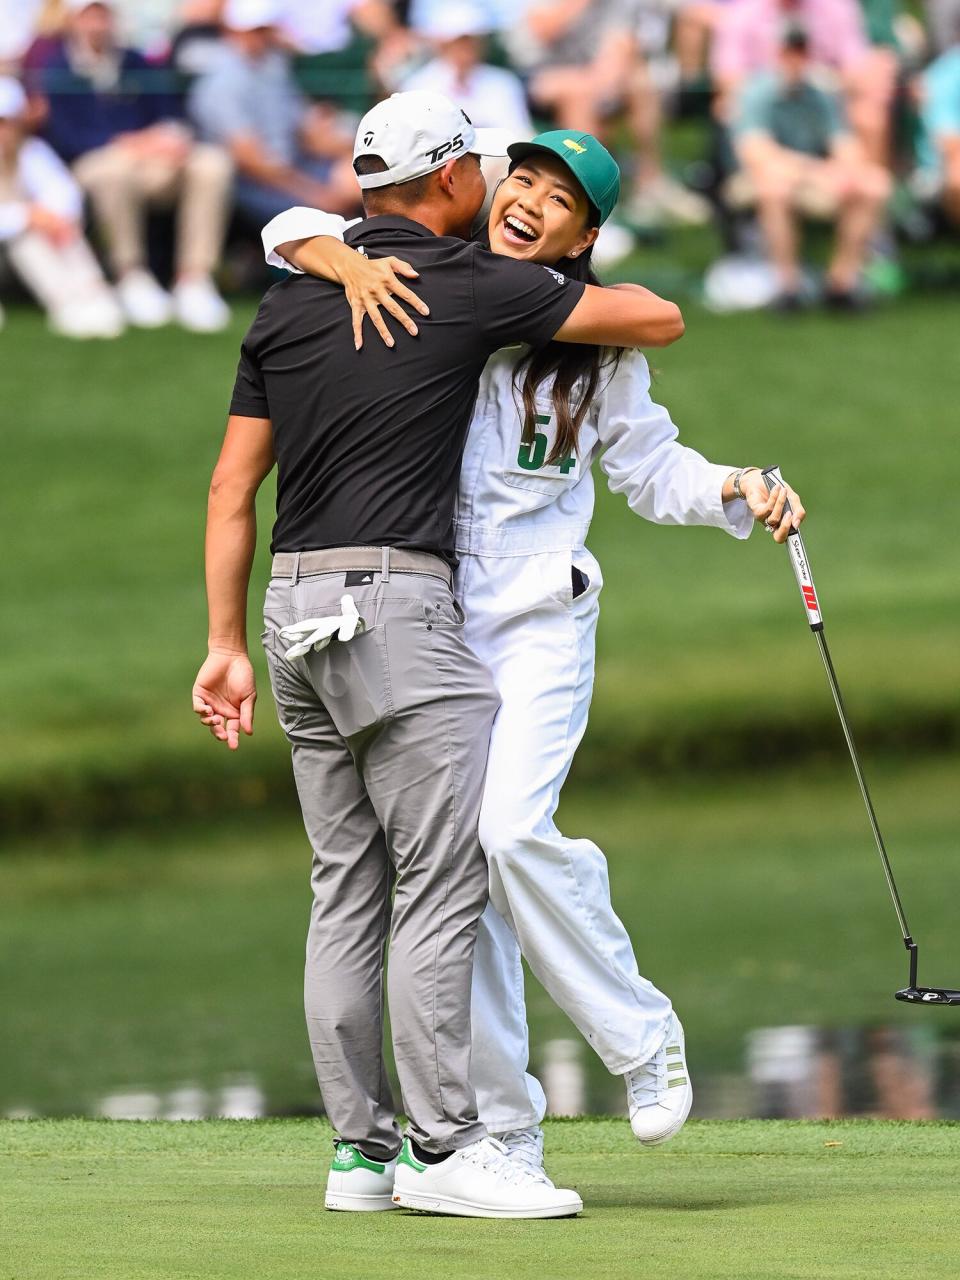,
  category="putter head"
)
[895,986,960,1006]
